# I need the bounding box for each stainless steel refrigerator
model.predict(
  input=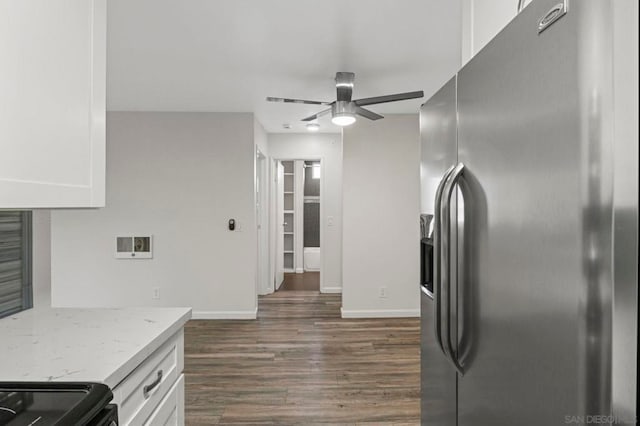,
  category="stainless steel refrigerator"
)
[419,0,638,424]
